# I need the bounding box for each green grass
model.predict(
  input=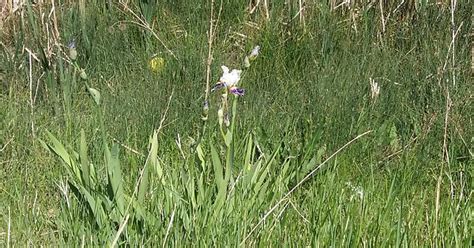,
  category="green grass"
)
[0,0,472,246]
